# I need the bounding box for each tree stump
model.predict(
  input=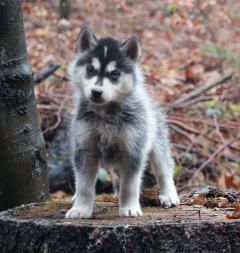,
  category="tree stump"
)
[0,196,240,253]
